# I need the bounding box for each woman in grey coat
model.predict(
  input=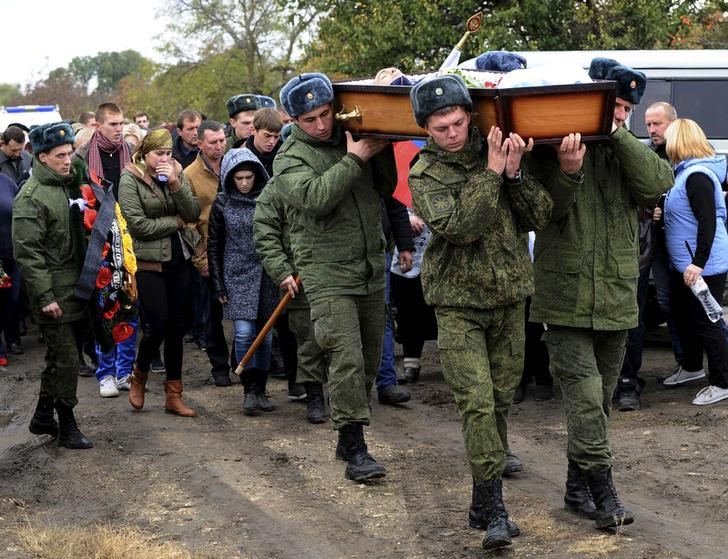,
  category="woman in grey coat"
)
[208,148,278,415]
